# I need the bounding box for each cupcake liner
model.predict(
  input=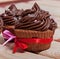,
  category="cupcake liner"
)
[26,43,51,53]
[14,29,53,39]
[14,29,53,52]
[0,30,2,33]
